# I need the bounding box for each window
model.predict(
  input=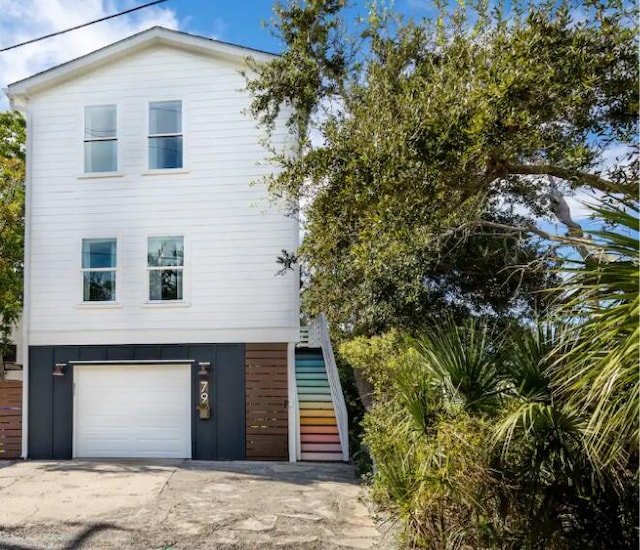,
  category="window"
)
[84,105,117,172]
[149,101,182,169]
[147,236,184,301]
[82,238,117,302]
